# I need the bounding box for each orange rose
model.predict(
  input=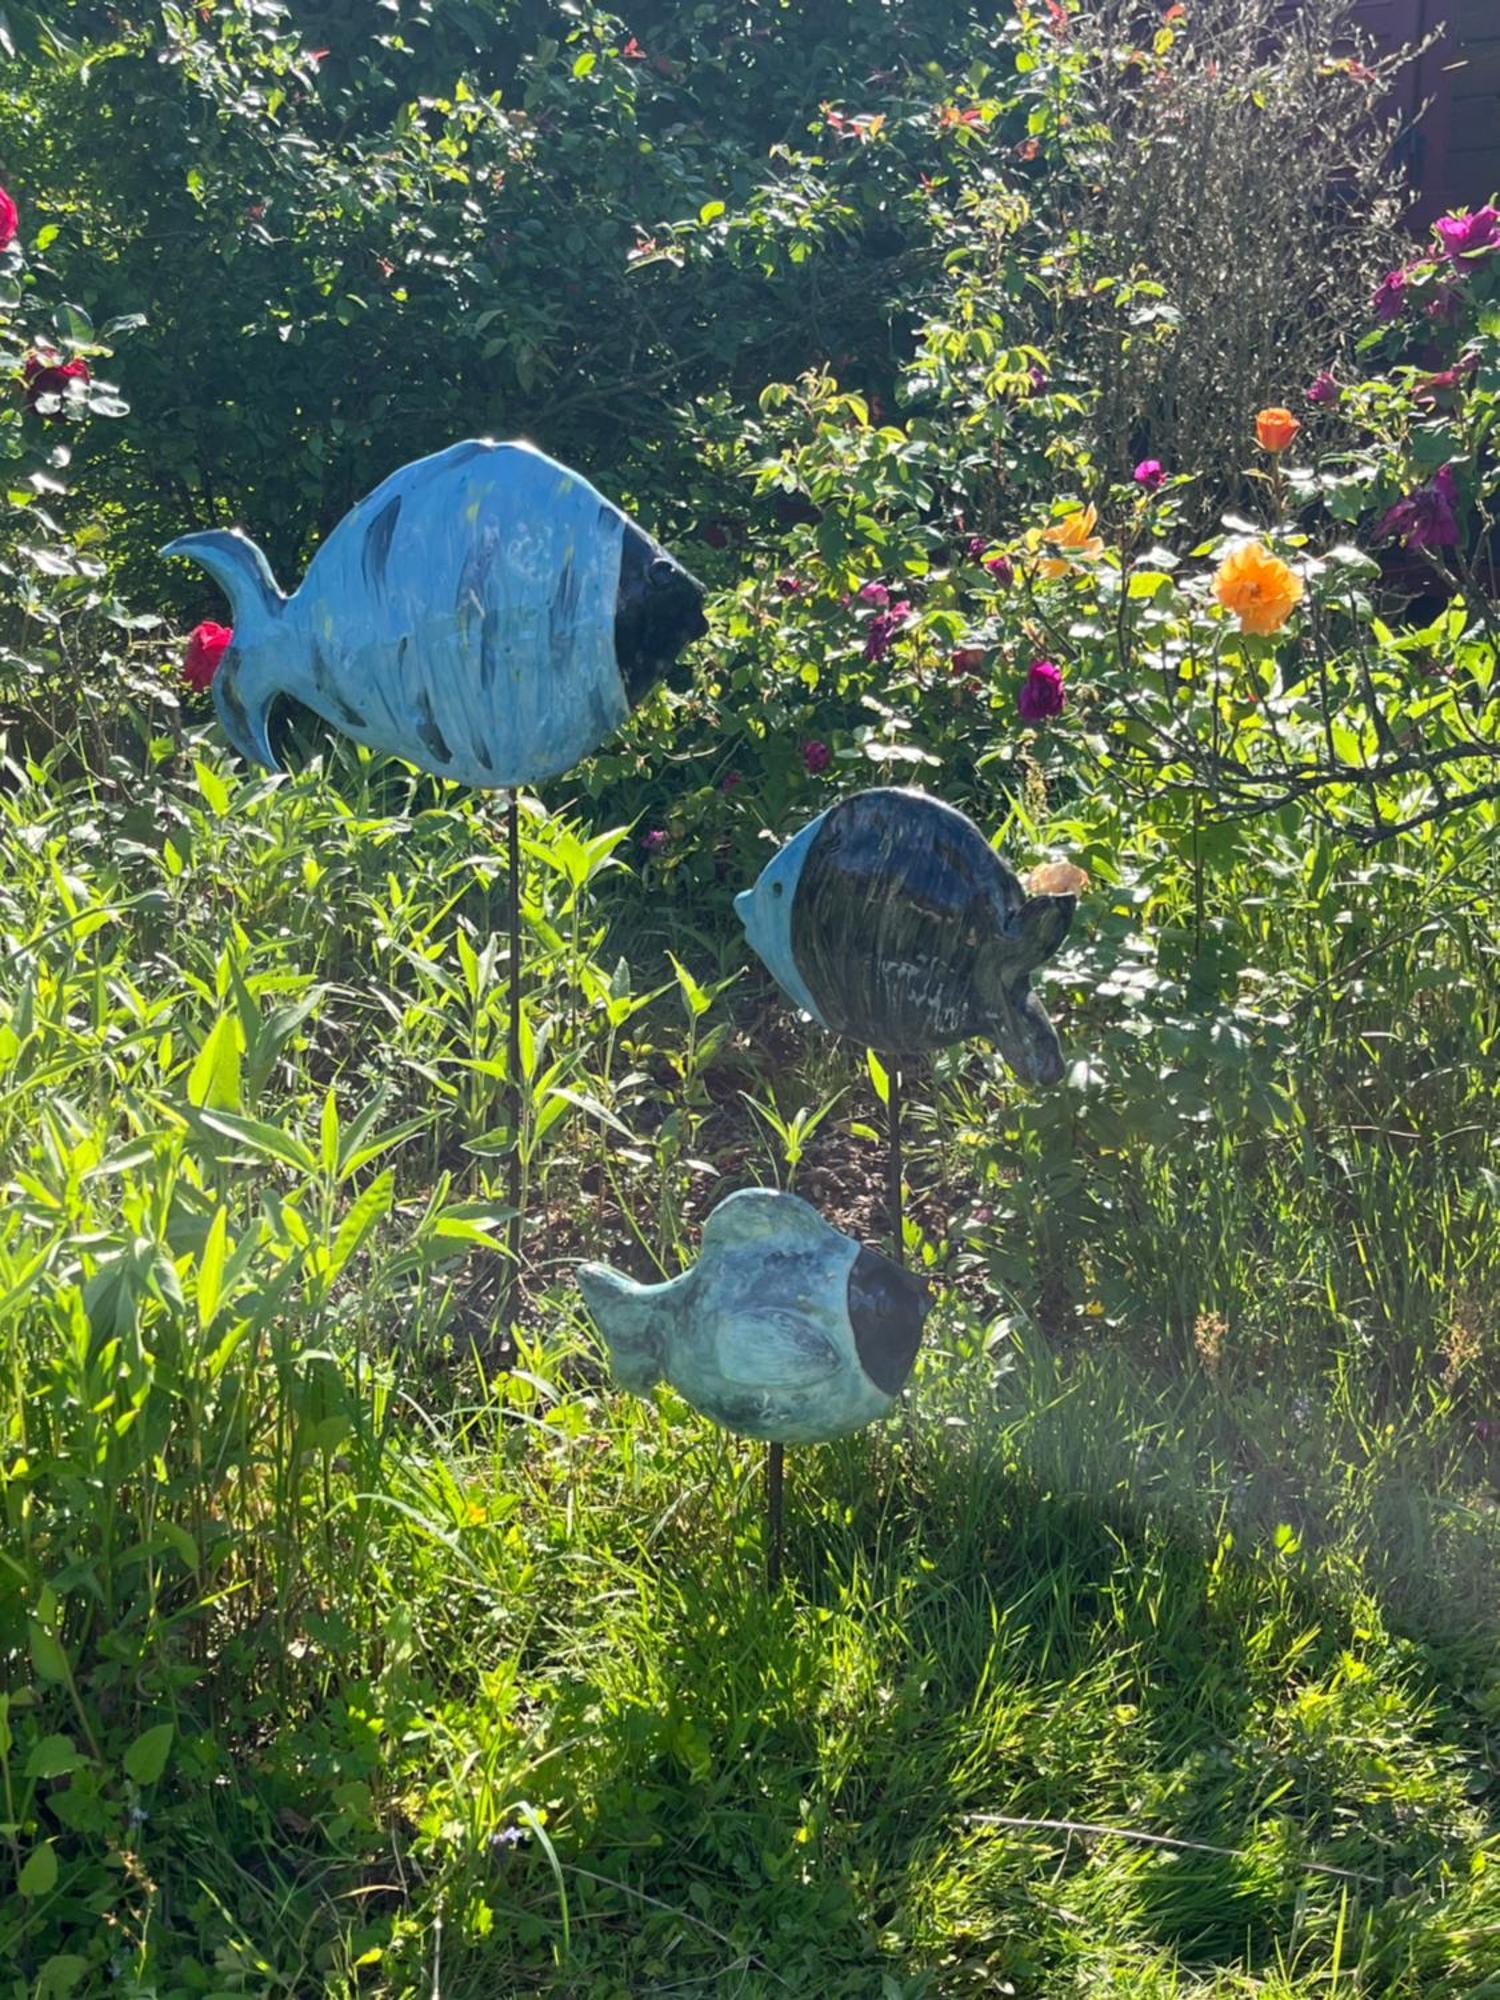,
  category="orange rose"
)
[1028,503,1104,578]
[1213,540,1303,635]
[1254,407,1300,453]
